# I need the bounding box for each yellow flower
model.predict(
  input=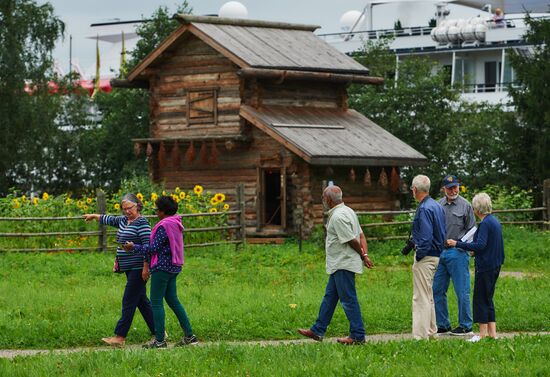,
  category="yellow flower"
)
[13,200,21,209]
[151,192,158,201]
[143,201,149,207]
[289,304,297,309]
[65,197,73,205]
[179,191,186,200]
[460,186,467,193]
[42,192,49,201]
[136,193,144,201]
[215,193,225,203]
[114,203,121,210]
[210,197,219,206]
[21,195,27,202]
[76,200,84,208]
[162,190,167,196]
[83,205,89,210]
[175,187,181,193]
[209,207,217,213]
[223,203,230,210]
[86,197,93,204]
[33,197,39,205]
[193,185,203,195]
